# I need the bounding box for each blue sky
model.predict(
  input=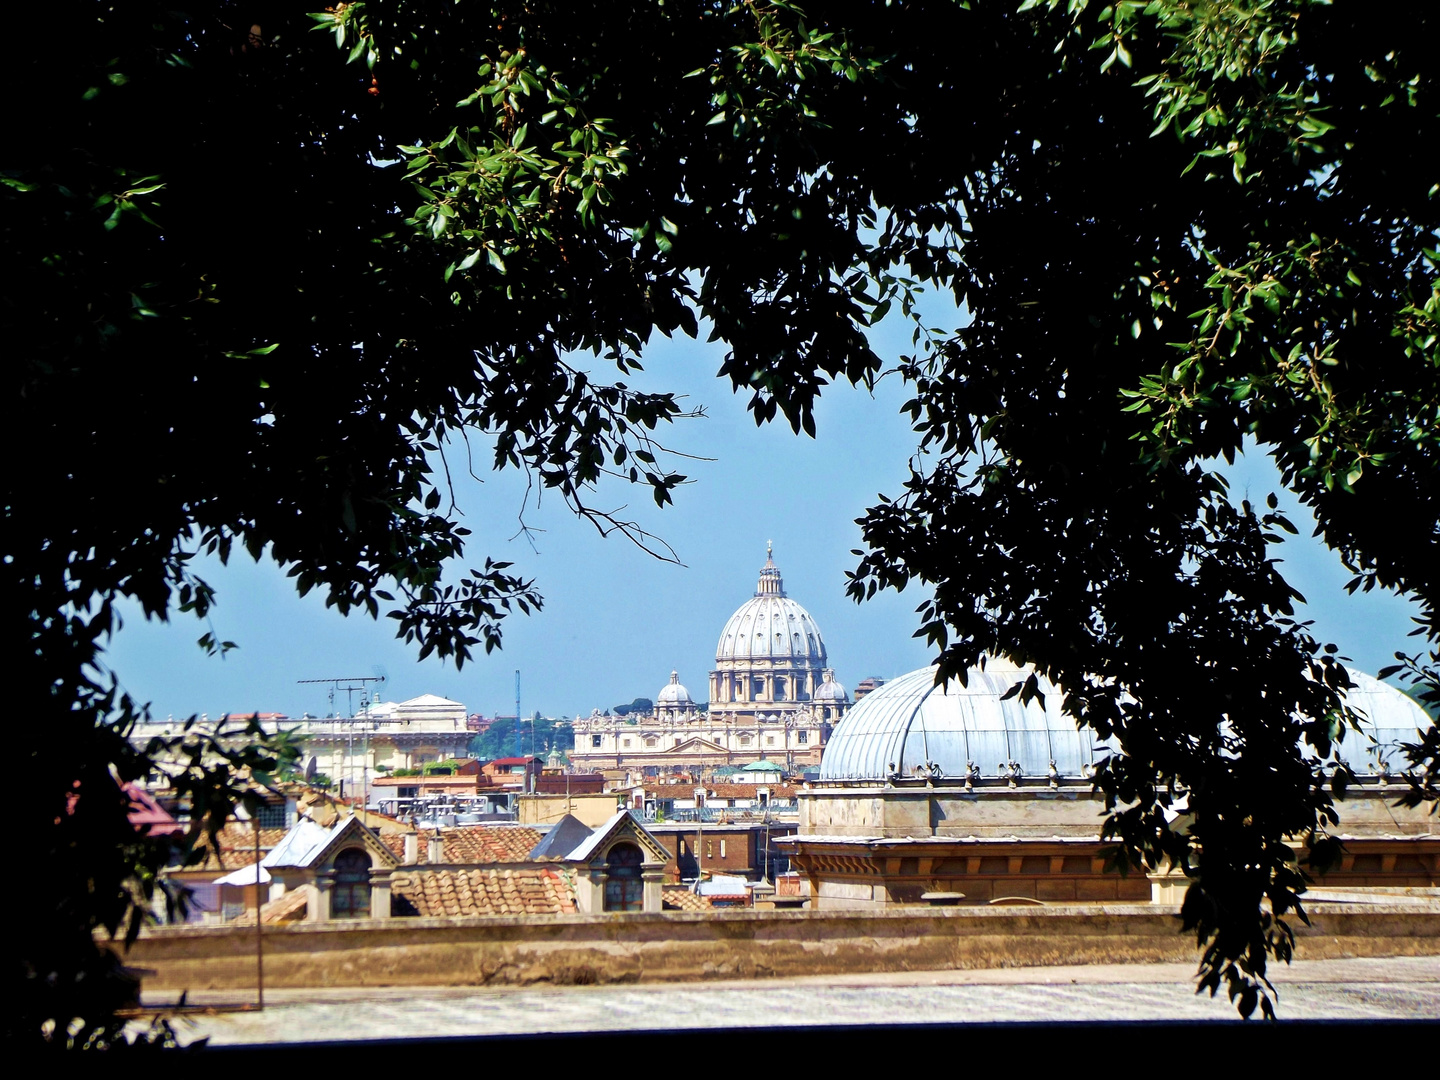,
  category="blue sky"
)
[104,303,1422,722]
